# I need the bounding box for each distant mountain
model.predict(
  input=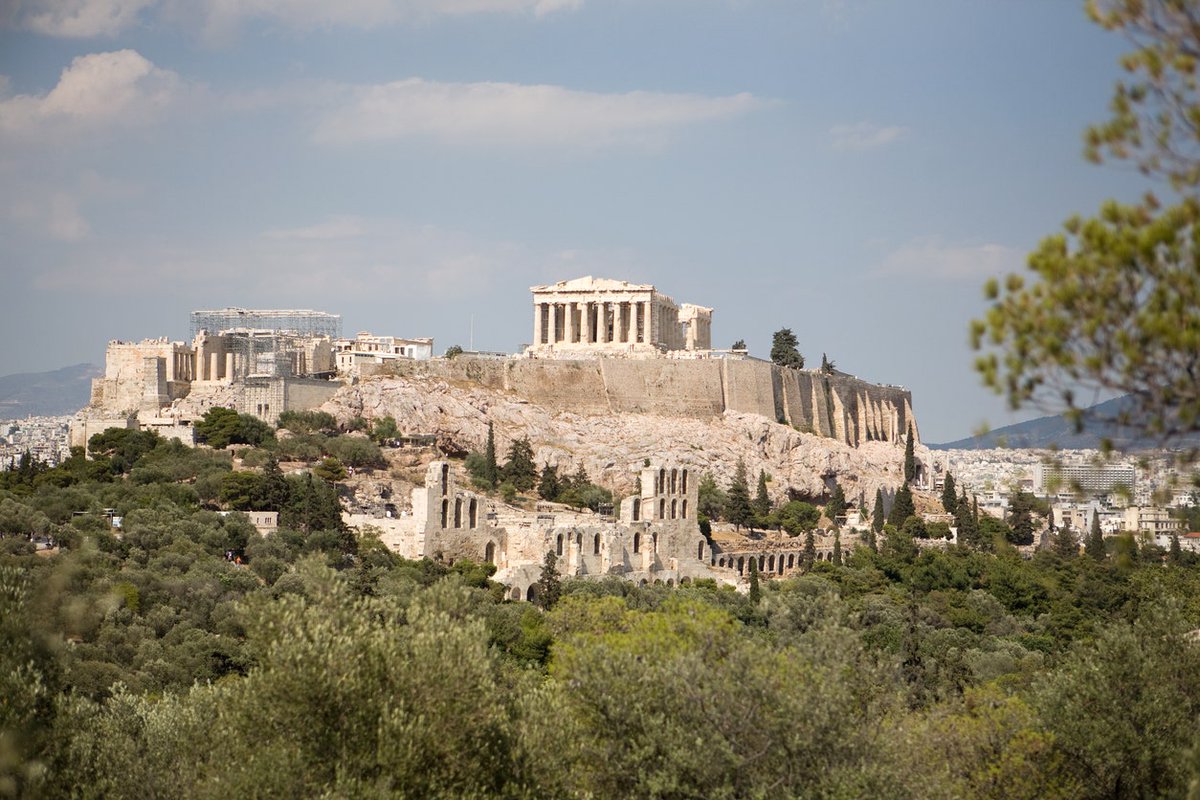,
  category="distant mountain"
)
[0,363,100,419]
[930,395,1200,451]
